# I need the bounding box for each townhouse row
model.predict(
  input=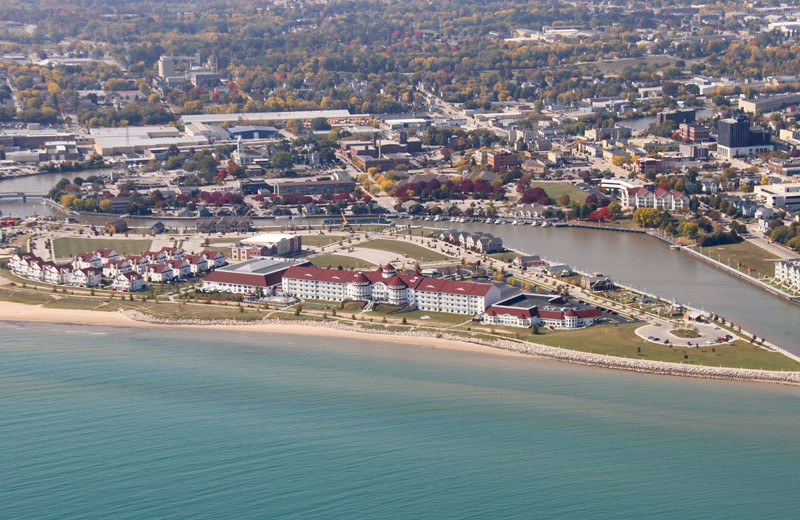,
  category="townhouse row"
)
[9,246,226,292]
